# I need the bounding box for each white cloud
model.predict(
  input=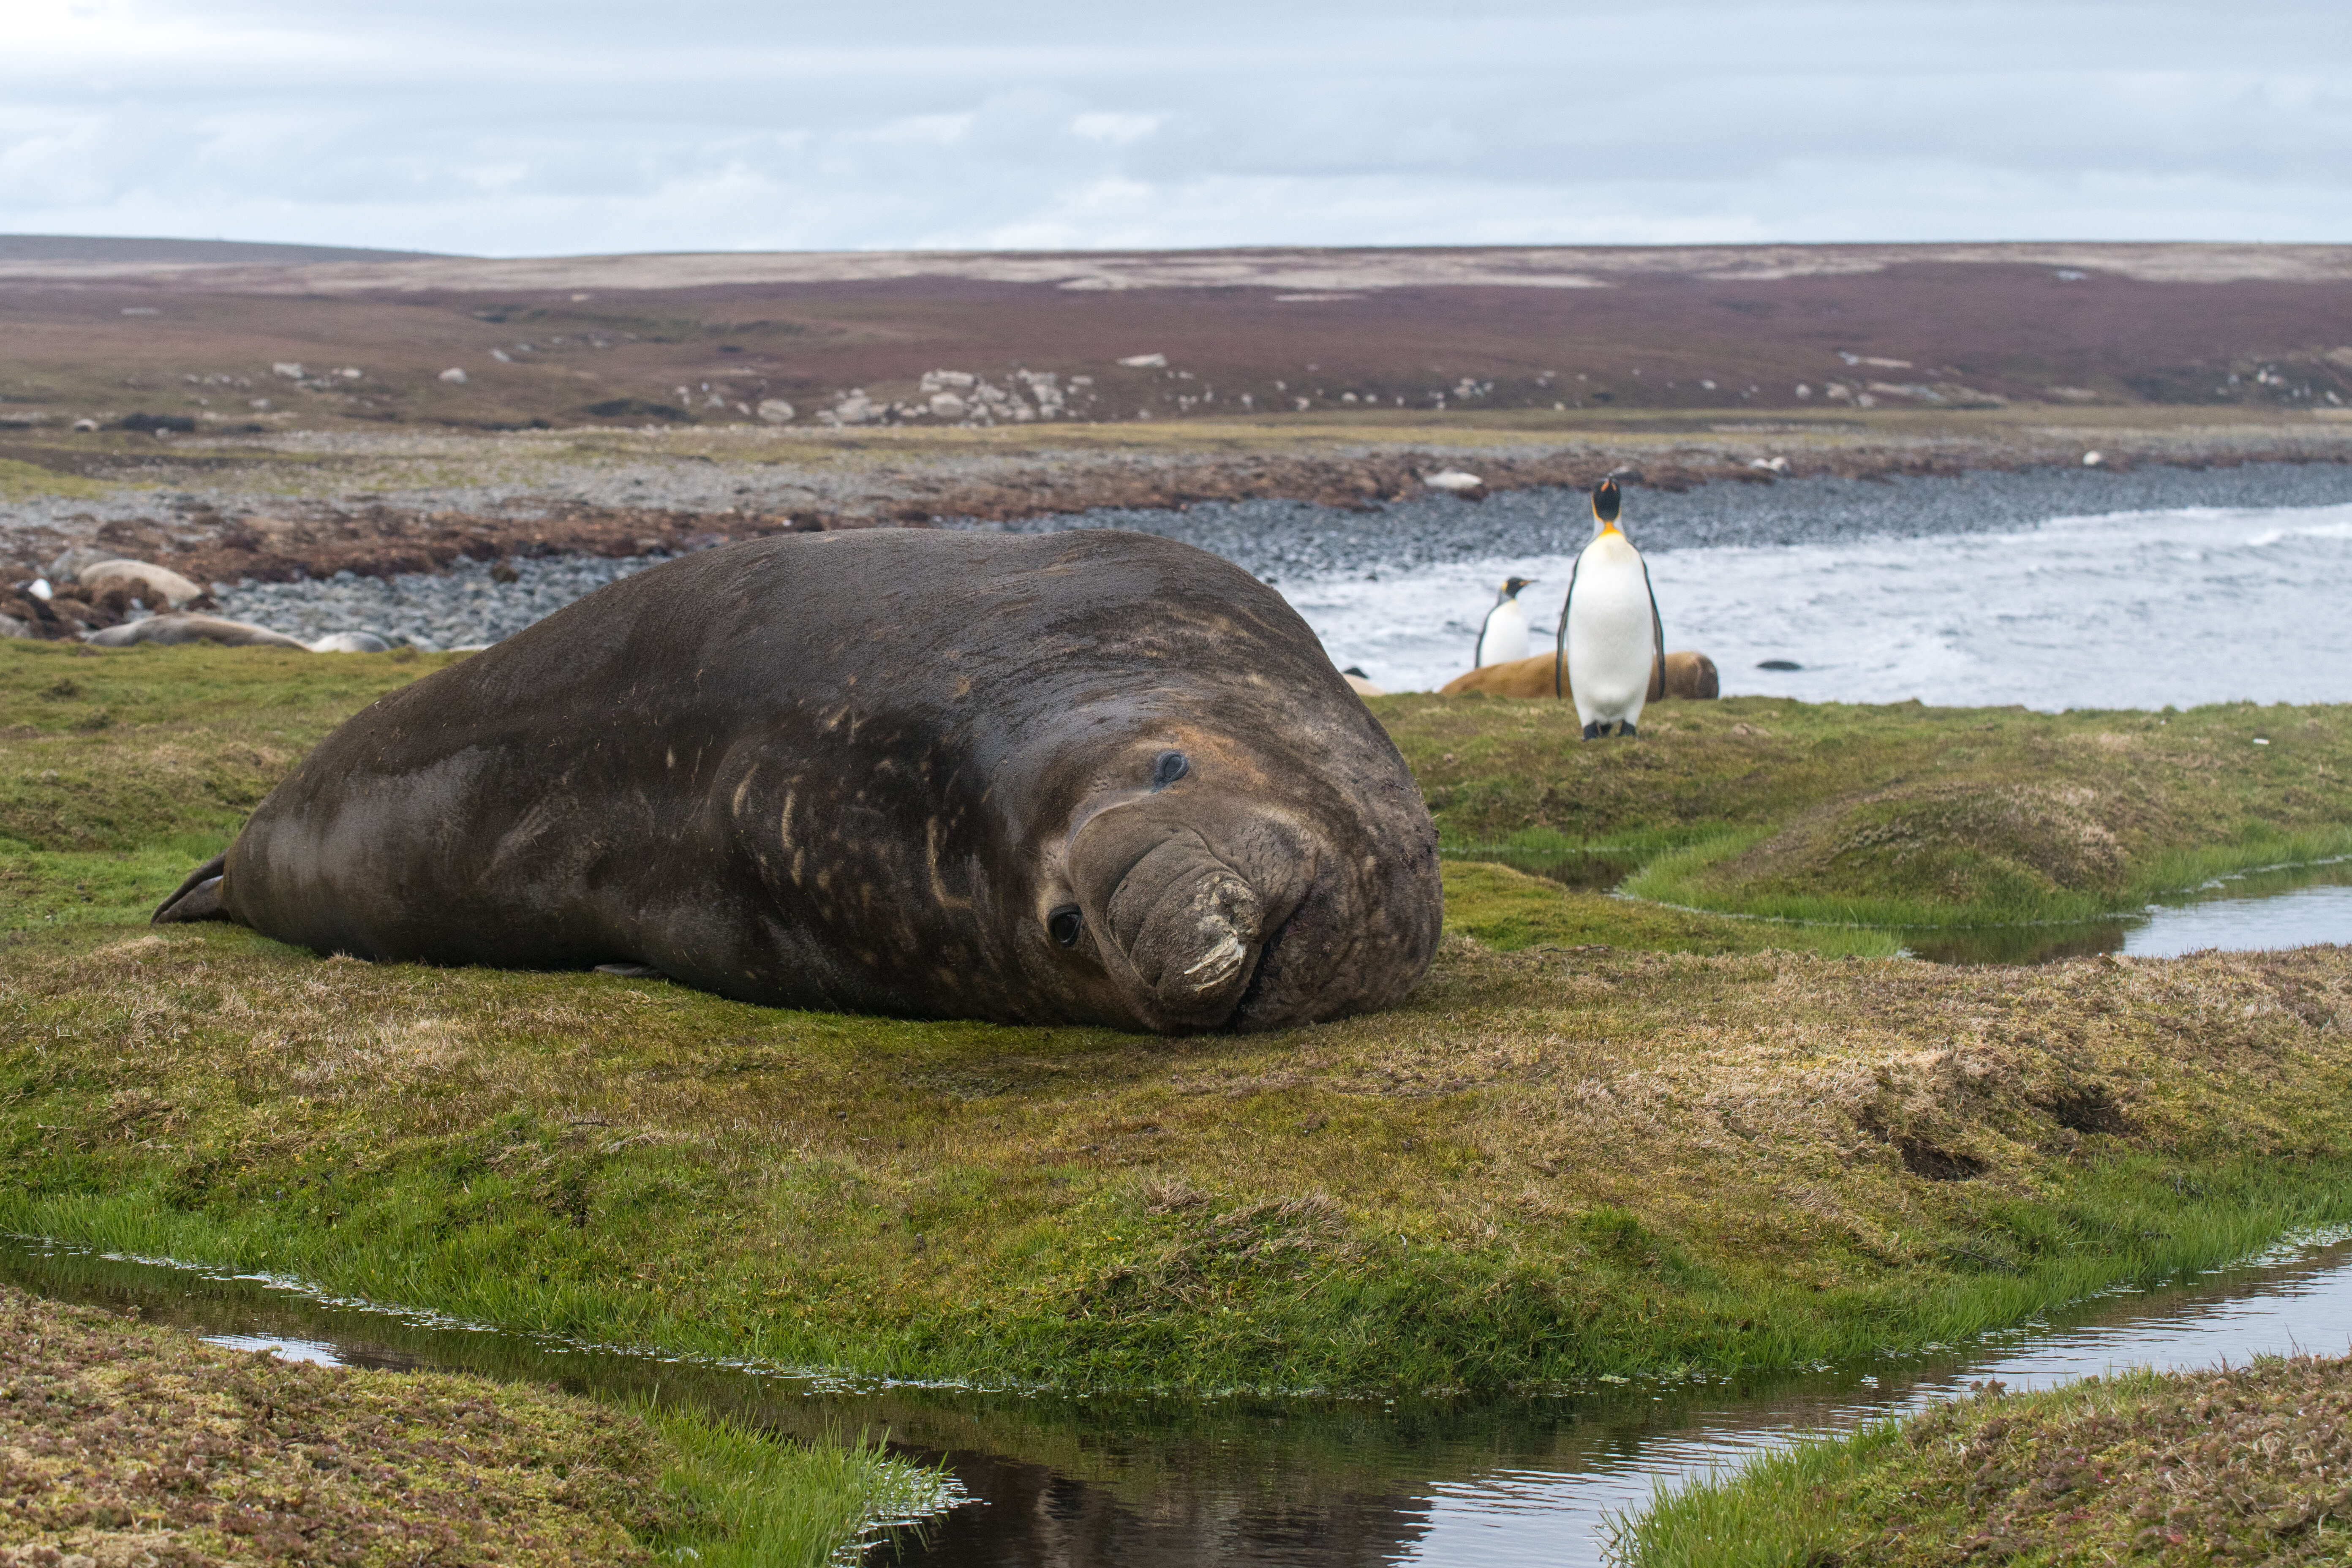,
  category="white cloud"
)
[1070,112,1165,146]
[0,0,2346,252]
[860,114,976,147]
